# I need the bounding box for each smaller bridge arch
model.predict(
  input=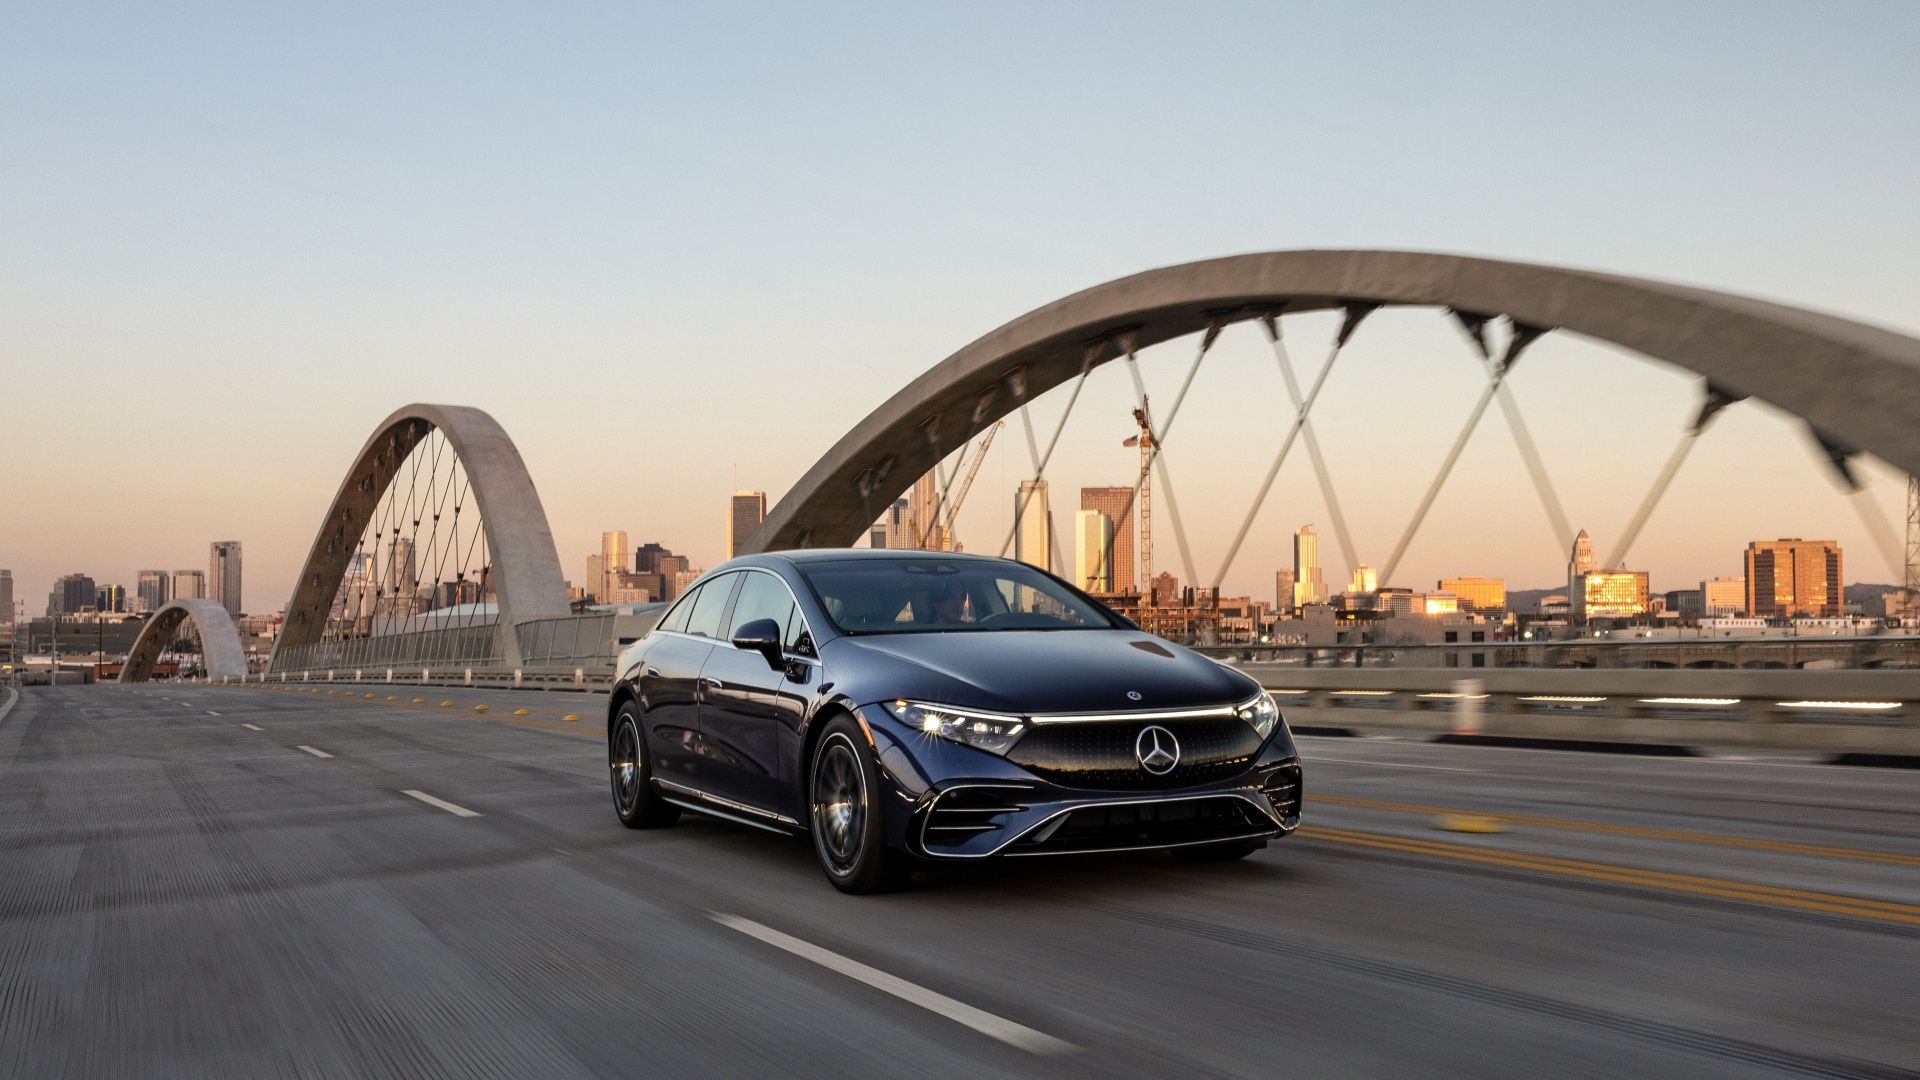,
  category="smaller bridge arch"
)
[119,599,249,683]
